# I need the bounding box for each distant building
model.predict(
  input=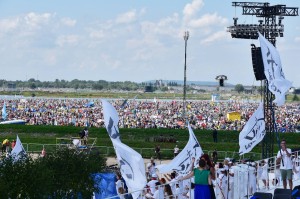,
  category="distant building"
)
[7,82,16,91]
